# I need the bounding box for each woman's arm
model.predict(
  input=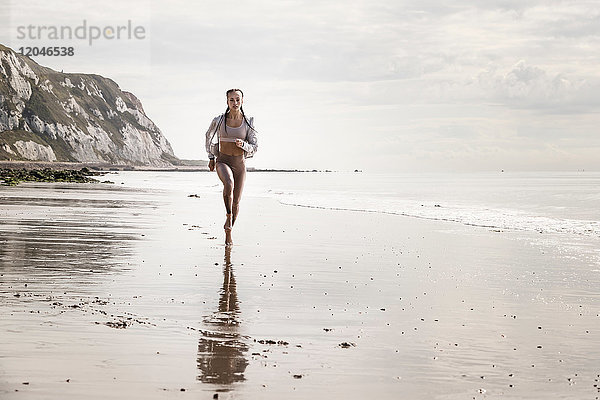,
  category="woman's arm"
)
[205,116,220,159]
[240,117,258,157]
